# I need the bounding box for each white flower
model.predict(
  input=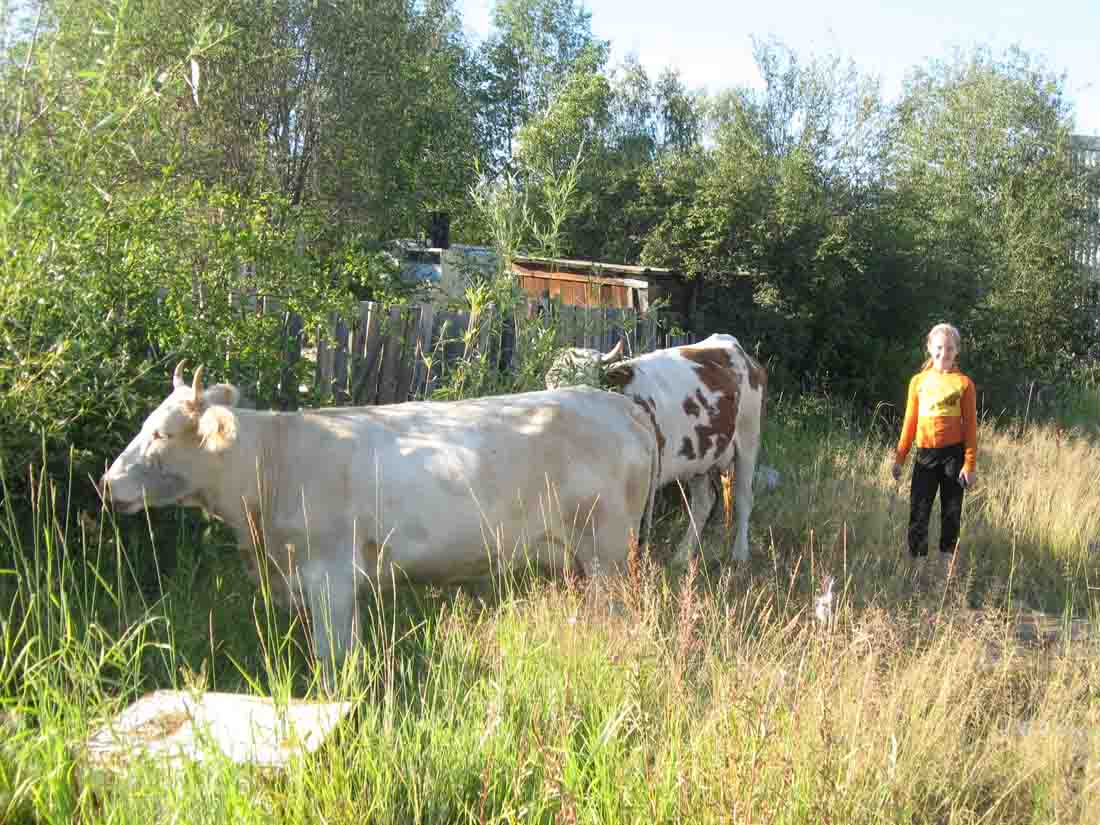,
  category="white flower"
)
[814,576,836,626]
